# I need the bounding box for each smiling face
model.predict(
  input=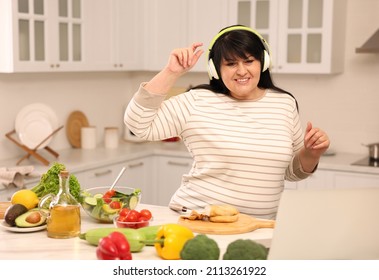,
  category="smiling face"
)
[220,55,265,100]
